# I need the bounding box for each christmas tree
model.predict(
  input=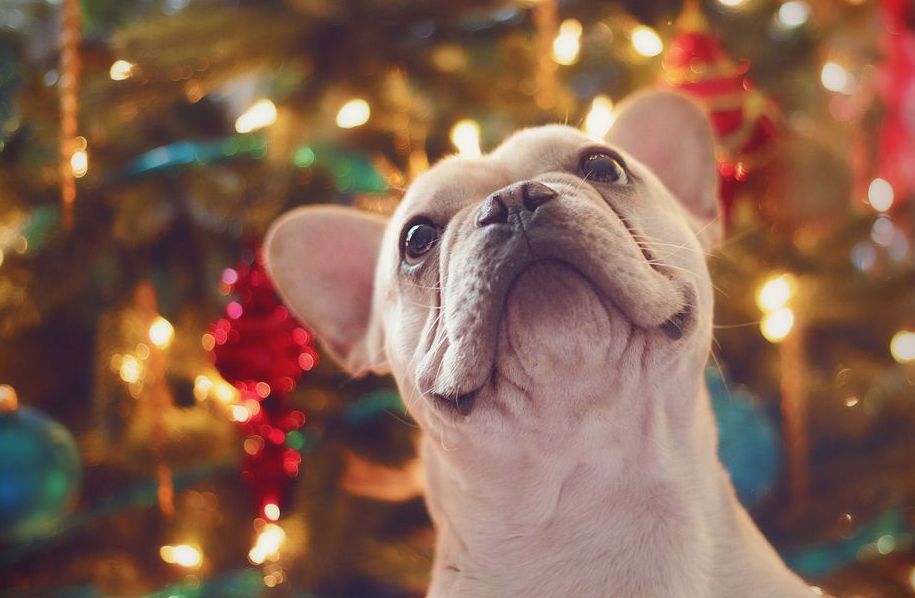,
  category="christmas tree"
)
[1,0,914,596]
